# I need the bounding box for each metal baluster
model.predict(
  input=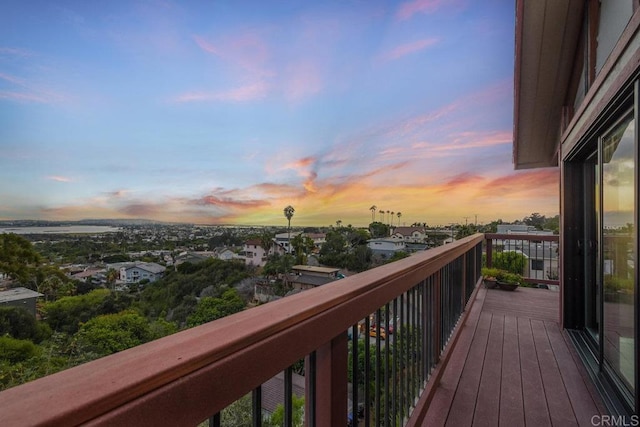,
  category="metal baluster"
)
[375,308,381,426]
[284,367,292,427]
[252,387,262,427]
[399,293,404,422]
[208,413,220,427]
[308,351,316,427]
[364,315,371,427]
[384,303,390,427]
[392,297,398,425]
[351,324,359,427]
